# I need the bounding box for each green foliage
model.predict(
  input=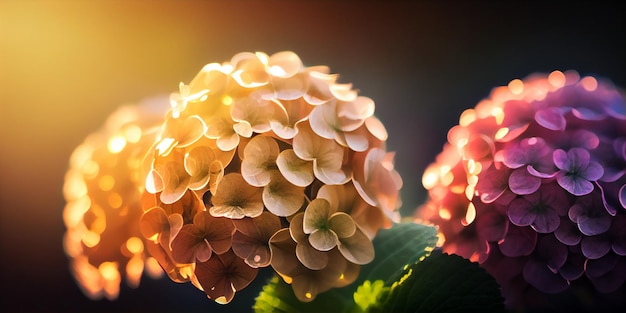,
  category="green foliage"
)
[253,222,505,313]
[375,250,506,313]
